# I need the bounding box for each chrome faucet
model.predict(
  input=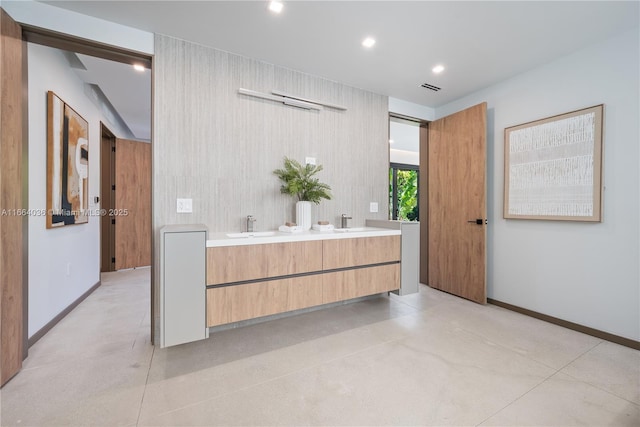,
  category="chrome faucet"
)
[341,214,352,229]
[246,215,256,232]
